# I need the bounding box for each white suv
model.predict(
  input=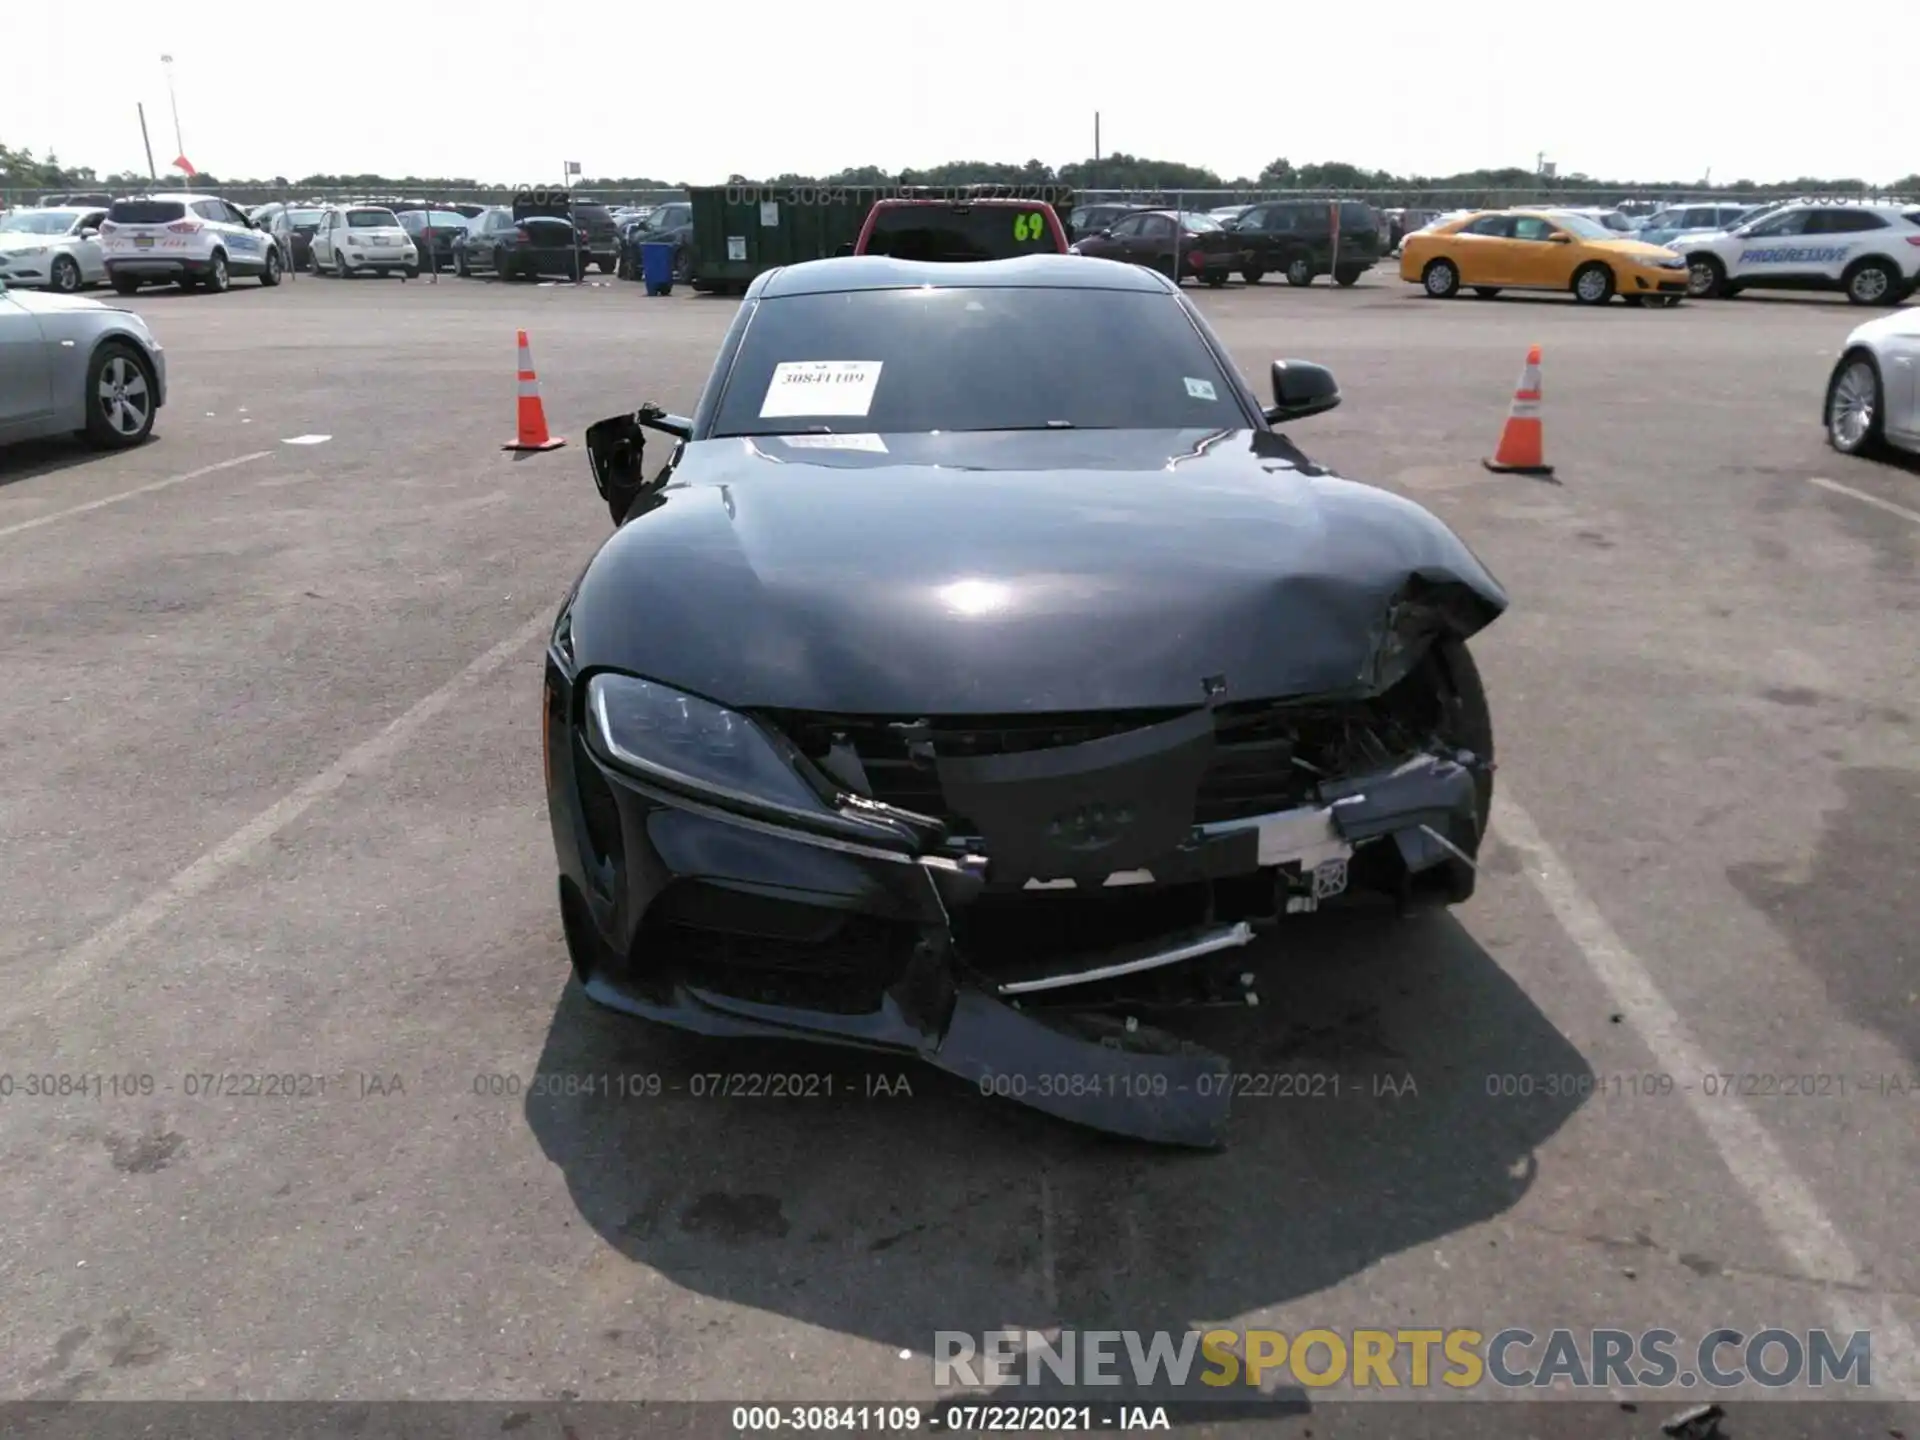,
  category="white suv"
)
[98,192,284,294]
[1681,198,1920,306]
